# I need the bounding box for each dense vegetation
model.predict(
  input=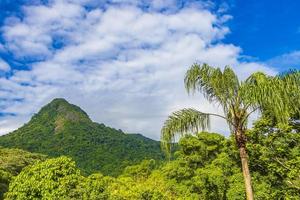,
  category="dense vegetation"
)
[2,117,300,199]
[0,98,164,176]
[0,147,47,199]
